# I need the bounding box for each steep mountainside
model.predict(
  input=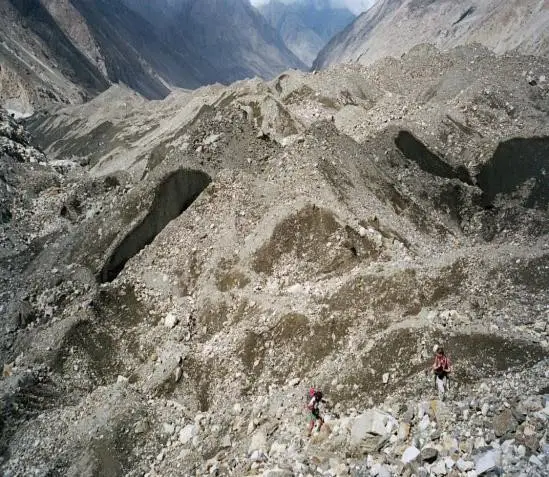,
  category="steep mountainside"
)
[314,0,549,69]
[1,44,548,475]
[0,0,304,115]
[258,0,355,66]
[123,0,306,83]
